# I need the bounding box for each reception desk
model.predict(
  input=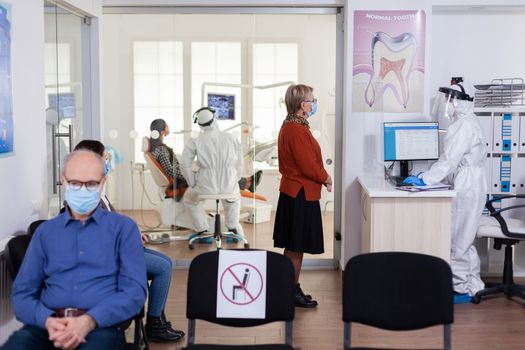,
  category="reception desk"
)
[358,176,456,263]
